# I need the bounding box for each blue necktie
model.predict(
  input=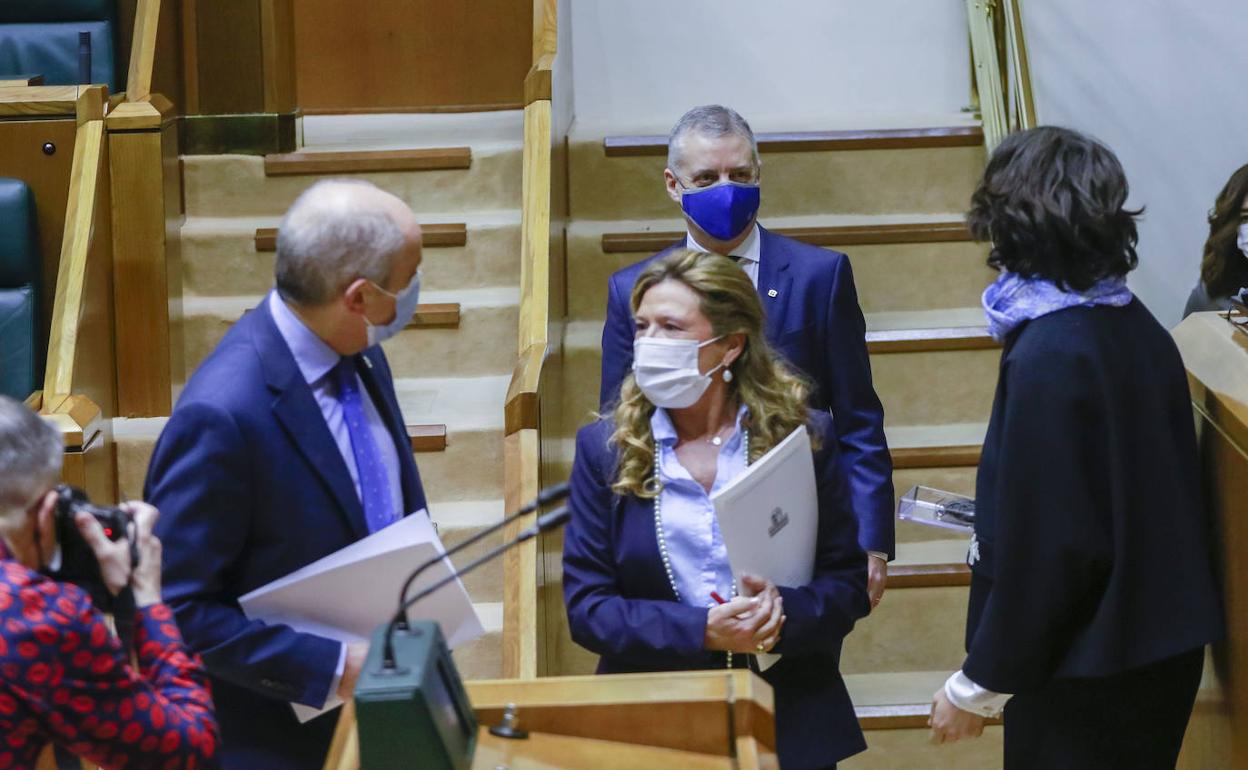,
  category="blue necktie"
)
[333,357,394,533]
